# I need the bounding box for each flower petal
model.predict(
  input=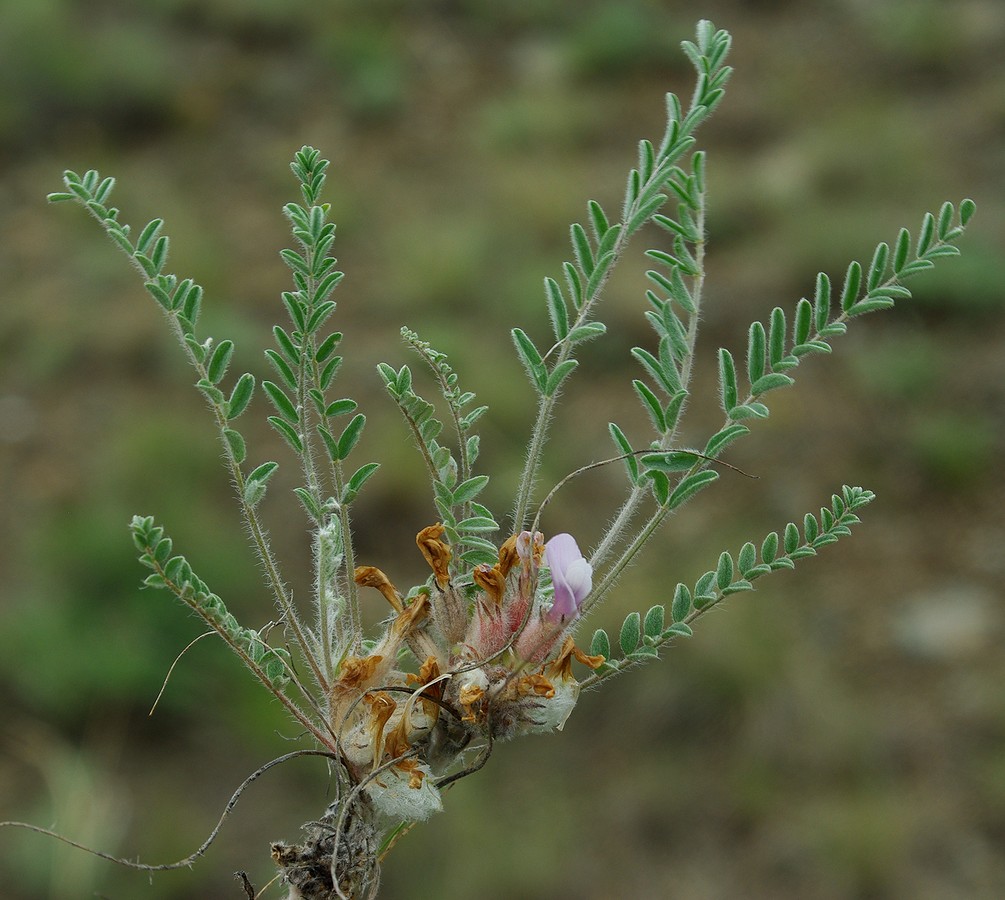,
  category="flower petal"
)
[545,533,581,571]
[564,557,593,605]
[545,533,592,621]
